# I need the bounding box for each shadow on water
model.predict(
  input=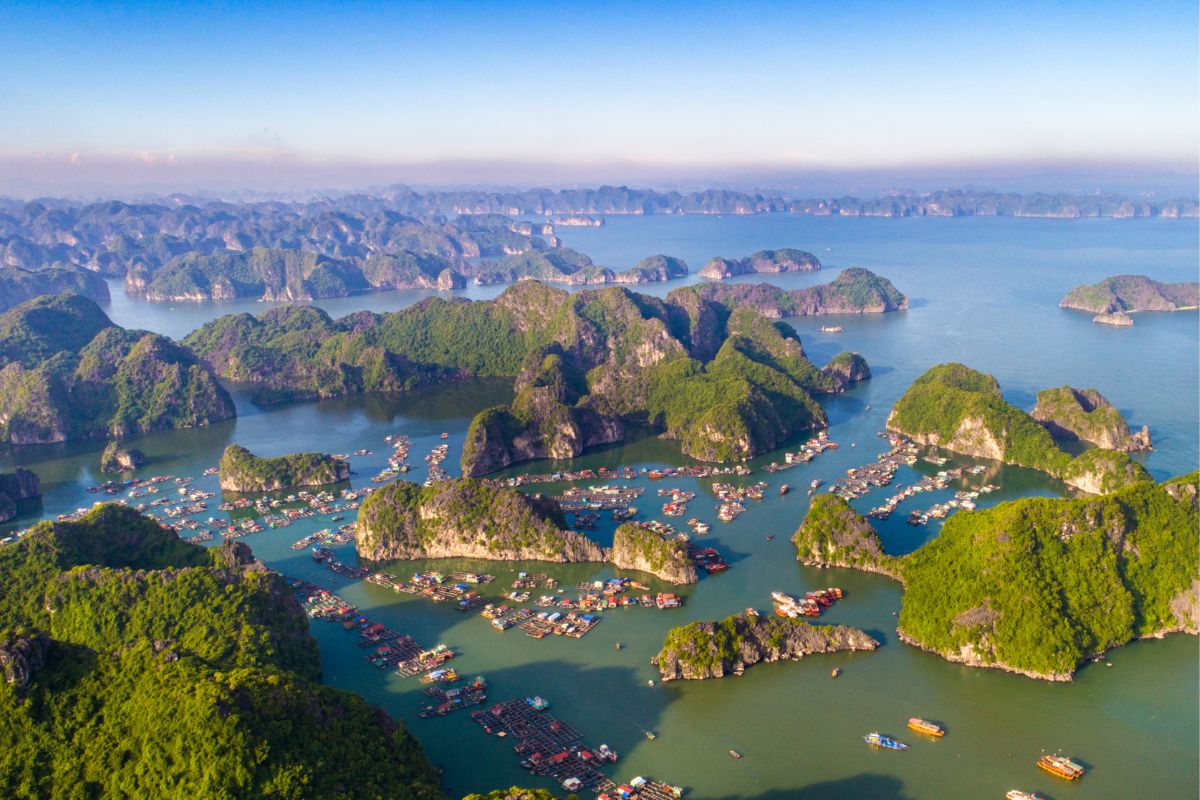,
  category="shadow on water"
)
[710,773,915,800]
[861,627,892,647]
[710,542,752,568]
